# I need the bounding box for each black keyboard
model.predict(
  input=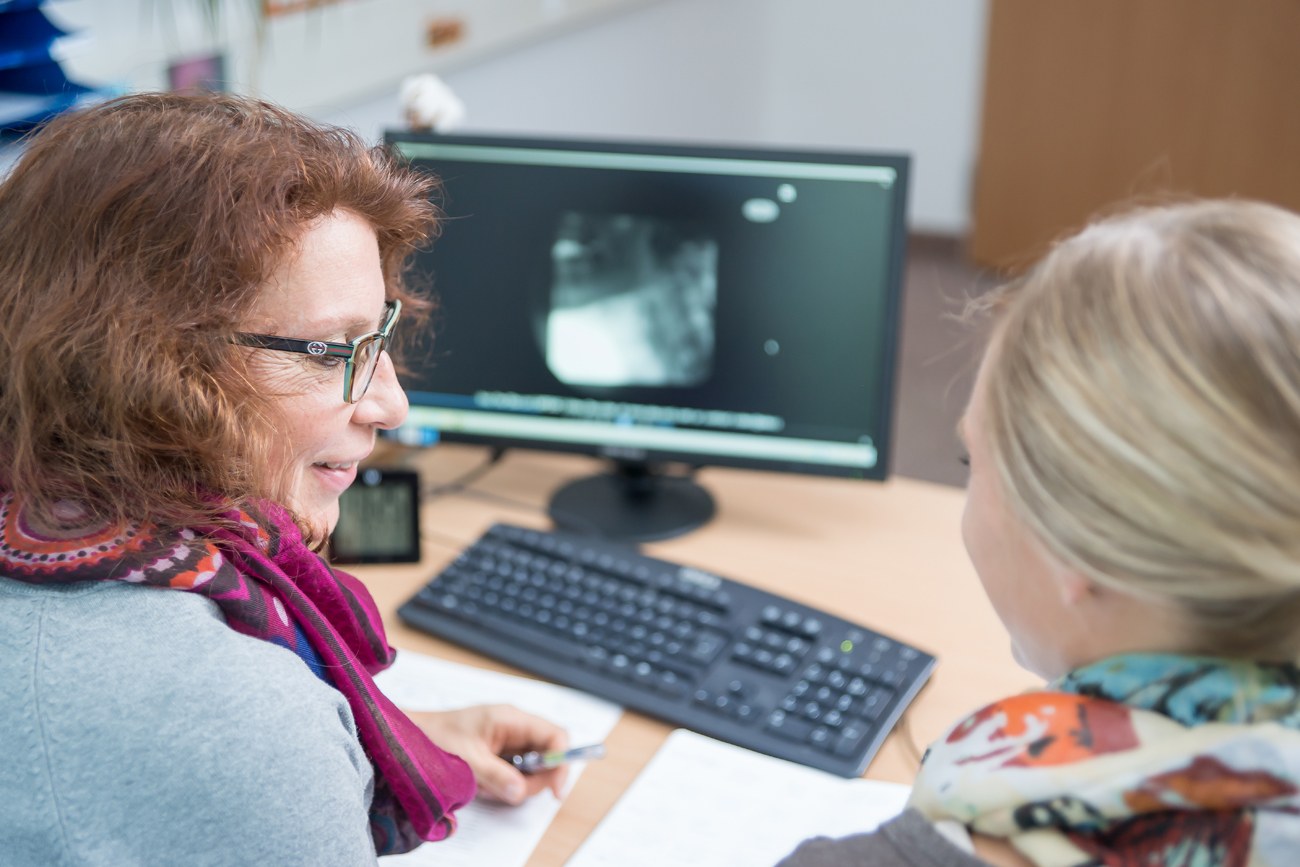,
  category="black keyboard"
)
[398,523,936,777]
